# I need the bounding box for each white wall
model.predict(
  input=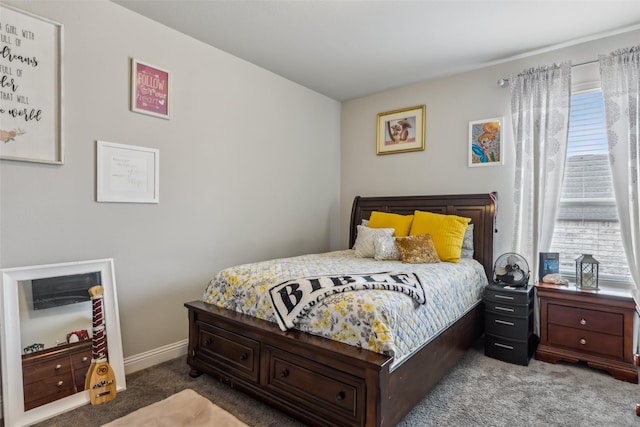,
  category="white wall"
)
[340,28,640,258]
[0,1,341,358]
